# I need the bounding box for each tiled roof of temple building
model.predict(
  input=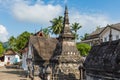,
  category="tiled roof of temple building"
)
[29,36,58,61]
